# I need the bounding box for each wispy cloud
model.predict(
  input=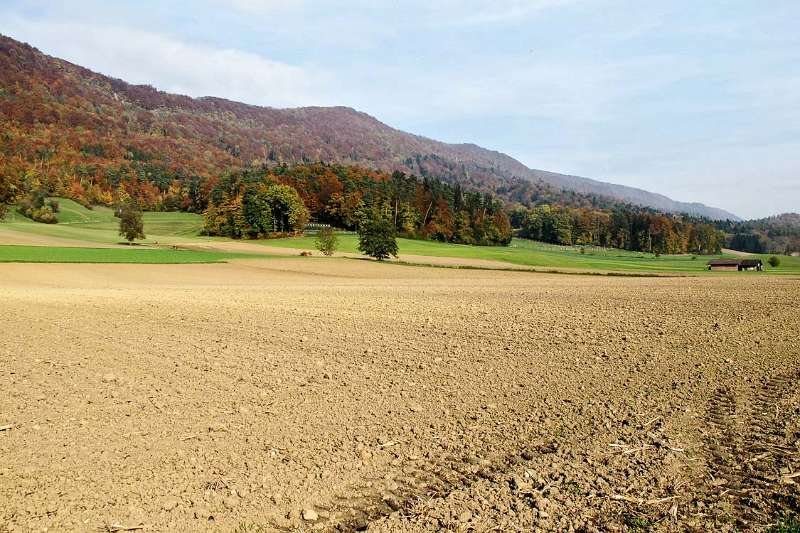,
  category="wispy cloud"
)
[1,15,333,108]
[0,0,798,217]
